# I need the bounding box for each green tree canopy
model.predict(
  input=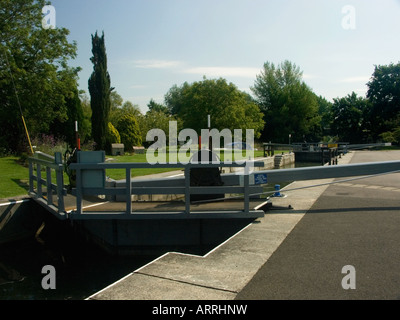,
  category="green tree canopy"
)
[0,0,80,153]
[50,87,84,148]
[110,90,123,111]
[165,78,264,139]
[139,110,180,146]
[78,92,93,144]
[105,122,120,154]
[164,82,191,116]
[88,31,113,151]
[147,98,170,115]
[110,98,142,126]
[116,114,142,150]
[330,92,371,143]
[367,62,400,140]
[251,60,320,143]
